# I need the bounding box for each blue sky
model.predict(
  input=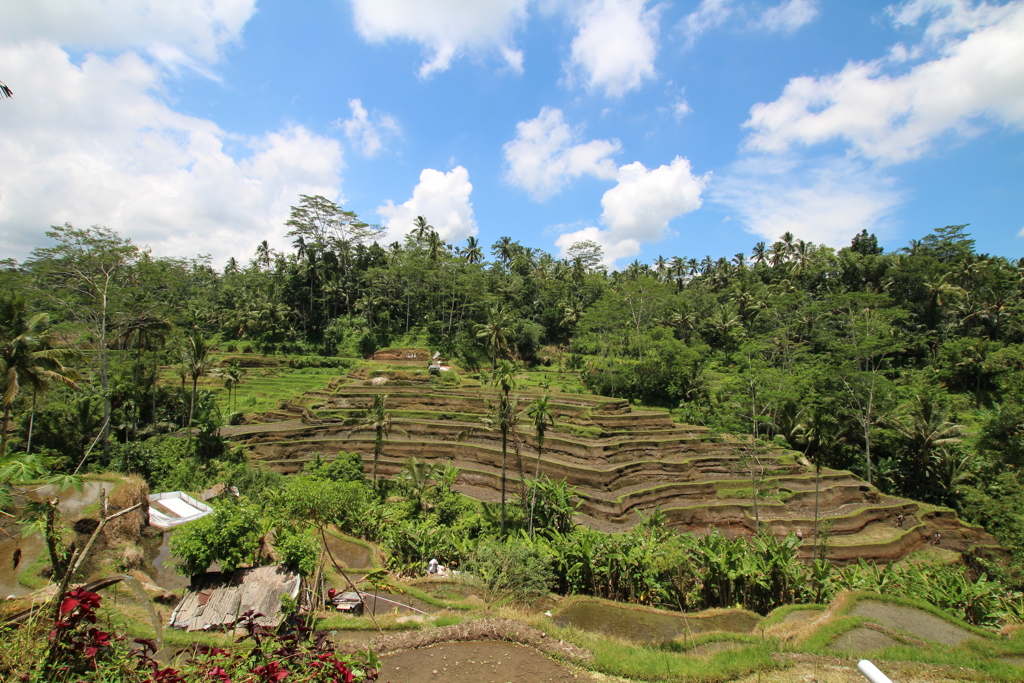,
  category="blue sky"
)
[1,0,1022,268]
